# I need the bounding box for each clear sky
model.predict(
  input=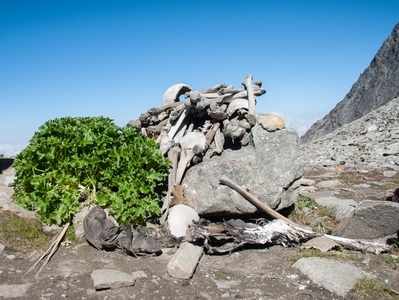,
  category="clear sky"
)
[1,0,398,154]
